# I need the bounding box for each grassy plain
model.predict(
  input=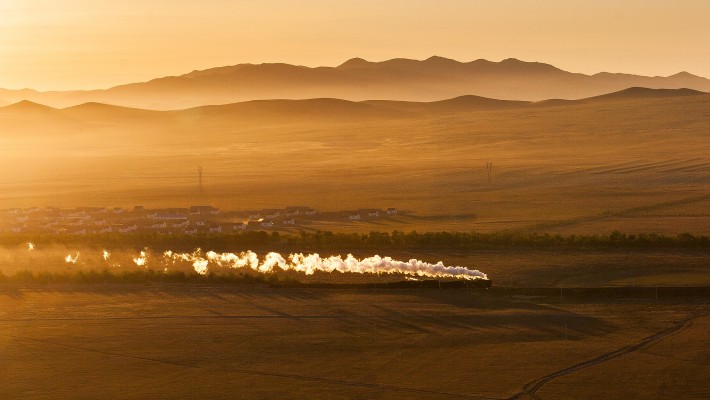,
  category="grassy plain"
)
[1,92,709,235]
[1,285,707,400]
[2,90,709,399]
[1,237,708,399]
